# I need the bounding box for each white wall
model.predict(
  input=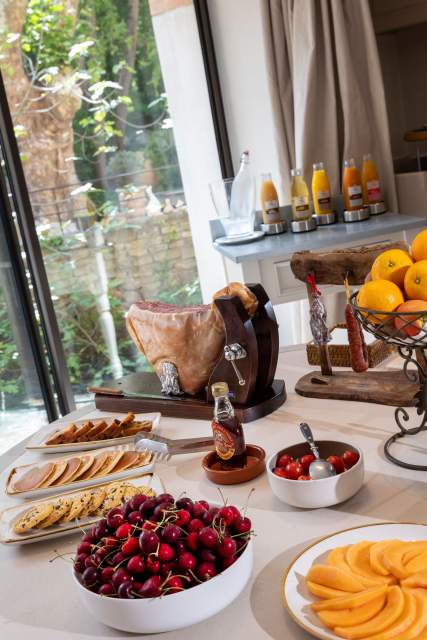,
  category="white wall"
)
[151,4,228,302]
[208,0,284,204]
